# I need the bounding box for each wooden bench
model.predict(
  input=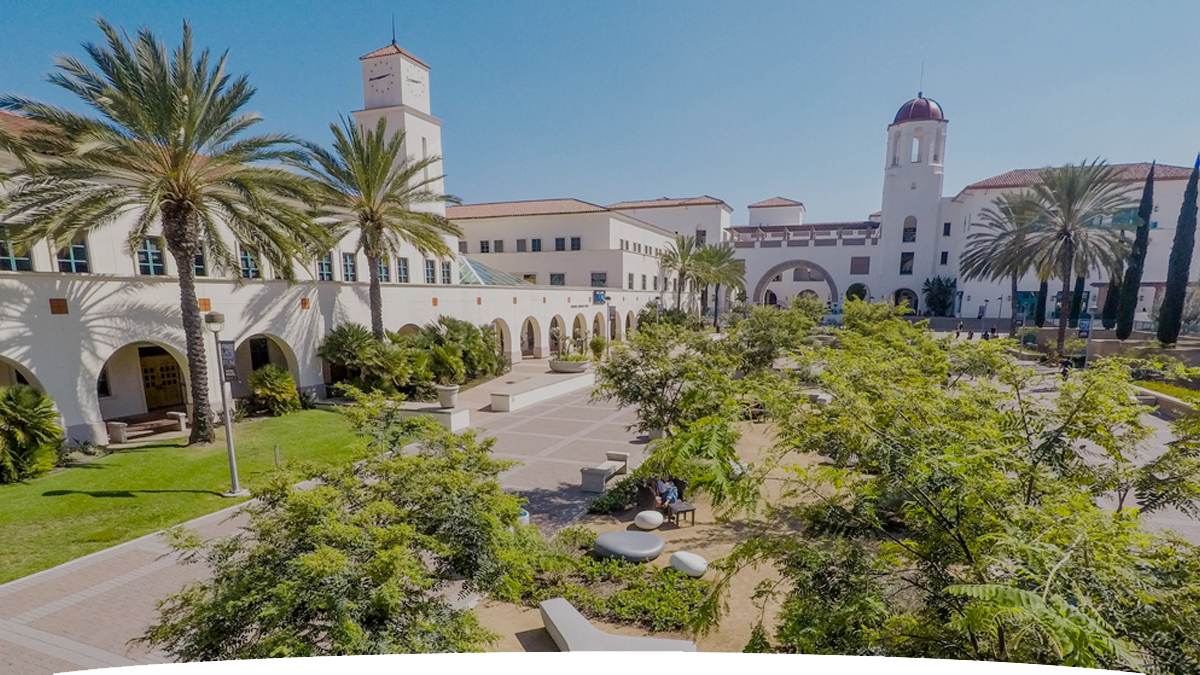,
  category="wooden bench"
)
[539,597,696,652]
[580,451,630,493]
